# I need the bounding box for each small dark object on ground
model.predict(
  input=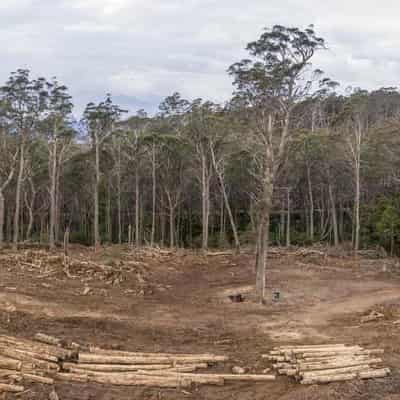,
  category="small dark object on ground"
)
[229,294,244,303]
